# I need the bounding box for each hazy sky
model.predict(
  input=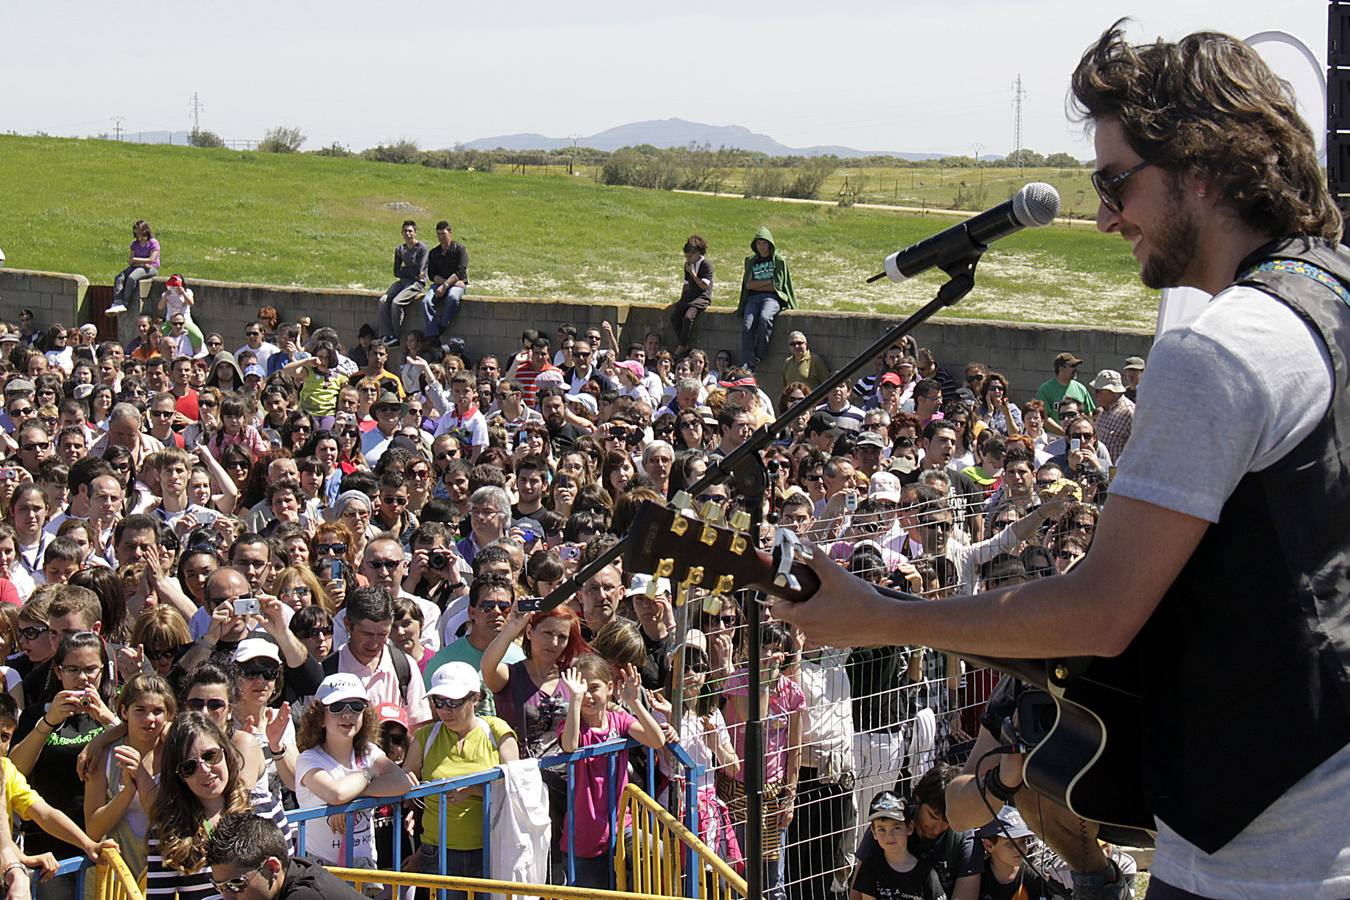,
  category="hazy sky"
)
[1,2,1328,158]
